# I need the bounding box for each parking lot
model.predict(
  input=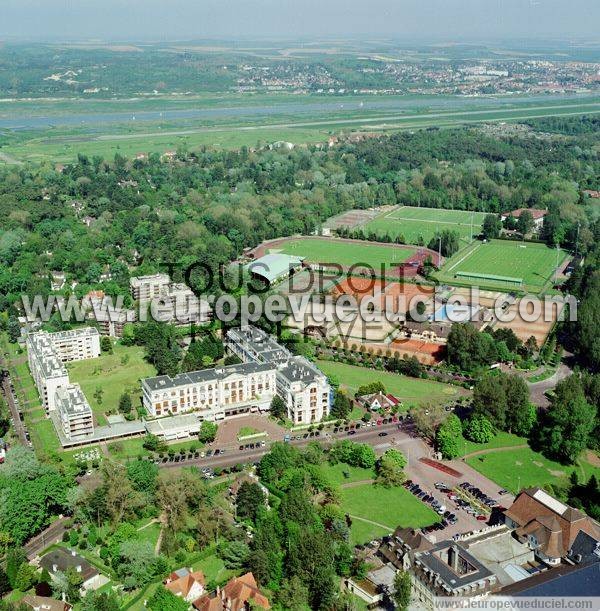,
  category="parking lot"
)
[390,426,515,538]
